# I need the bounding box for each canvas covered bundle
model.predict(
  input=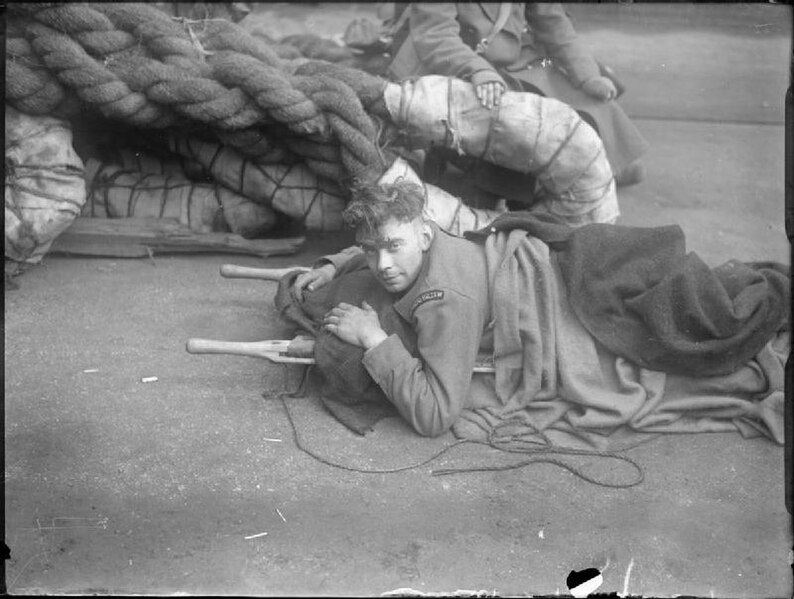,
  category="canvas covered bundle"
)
[379,157,506,236]
[112,146,209,182]
[5,105,87,263]
[167,136,348,231]
[384,76,618,226]
[83,159,278,239]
